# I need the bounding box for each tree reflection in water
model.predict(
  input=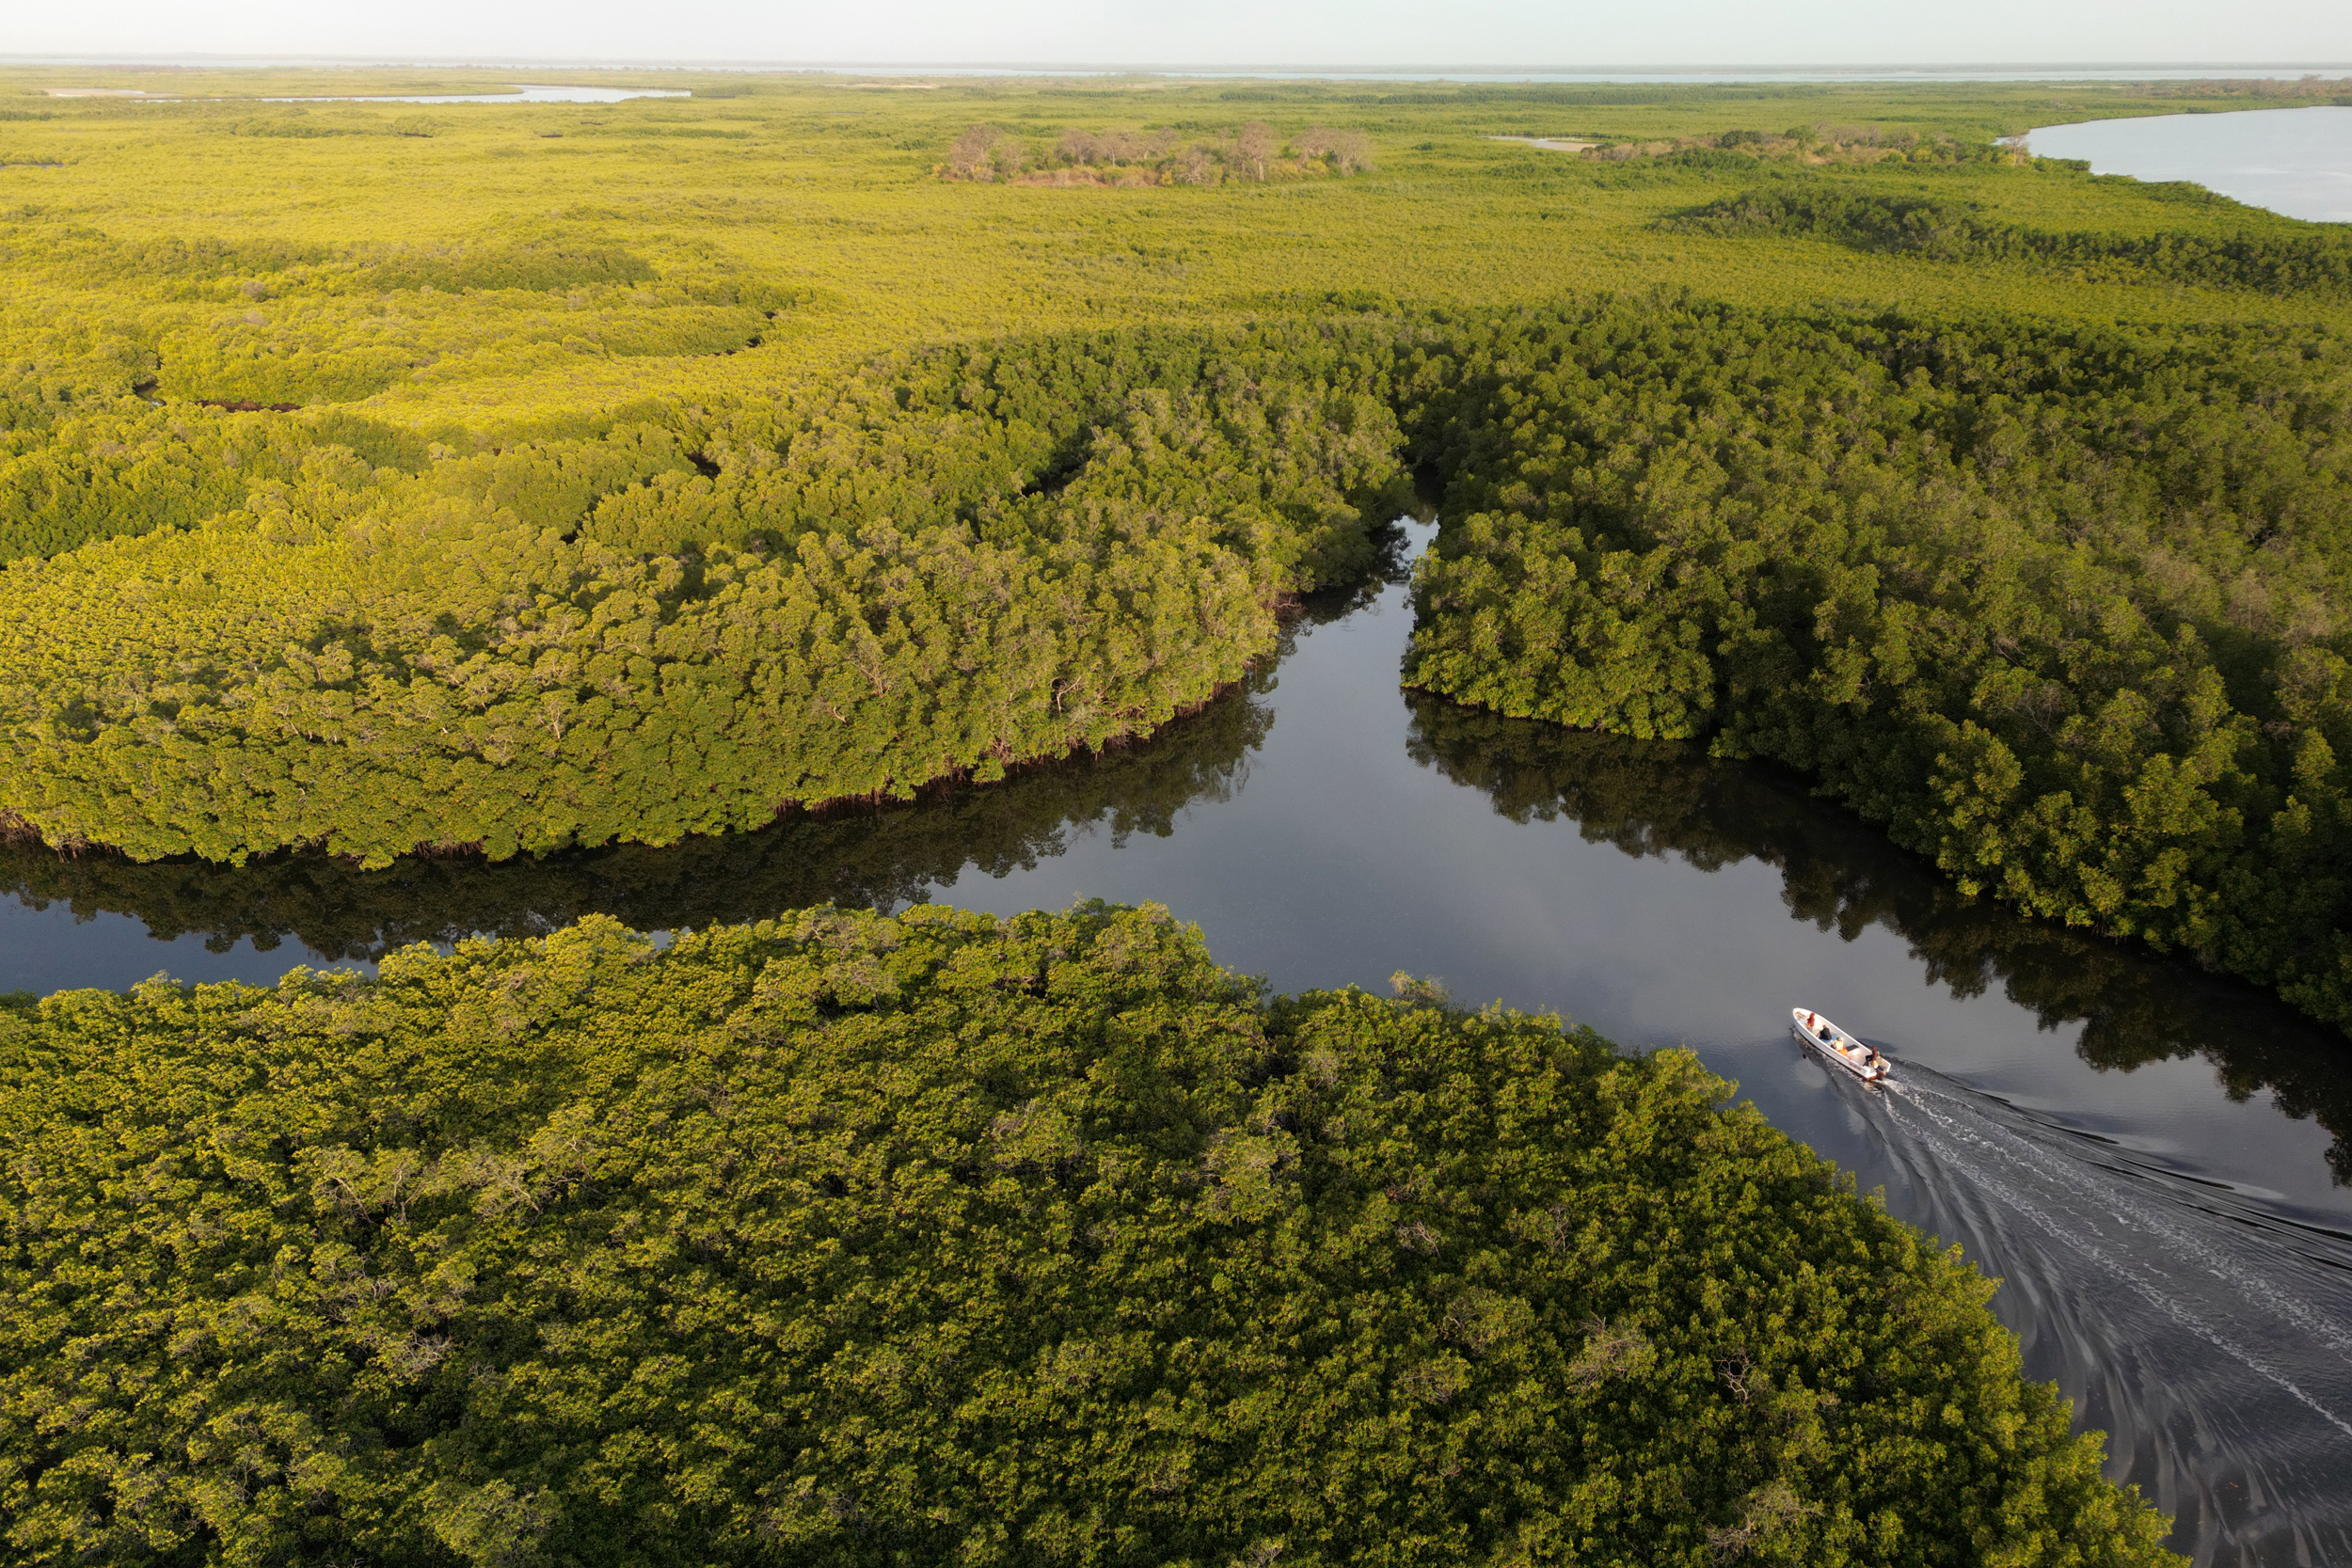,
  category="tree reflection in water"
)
[8,575,2345,1191]
[0,673,1274,964]
[1404,695,2352,1182]
[0,545,1413,973]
